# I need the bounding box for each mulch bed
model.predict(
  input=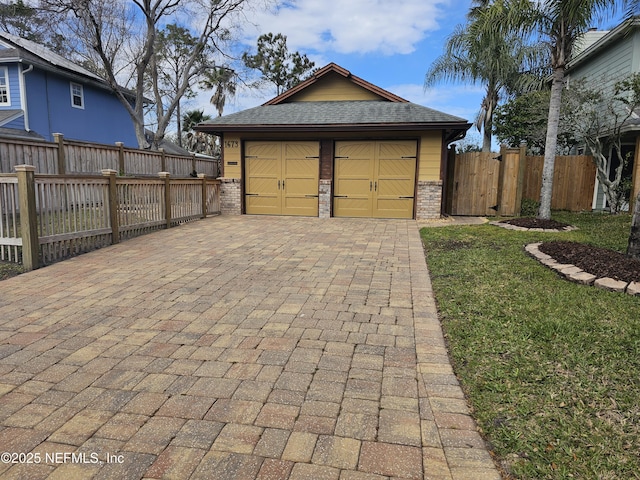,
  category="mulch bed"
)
[500,217,571,230]
[539,241,640,284]
[501,217,640,283]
